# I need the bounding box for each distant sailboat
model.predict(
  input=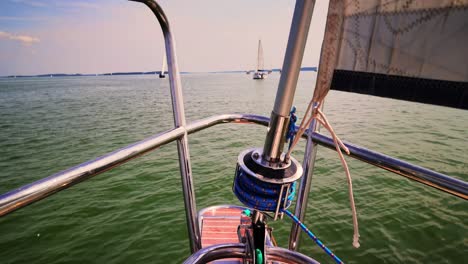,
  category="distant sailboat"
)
[159,51,167,78]
[253,39,268,80]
